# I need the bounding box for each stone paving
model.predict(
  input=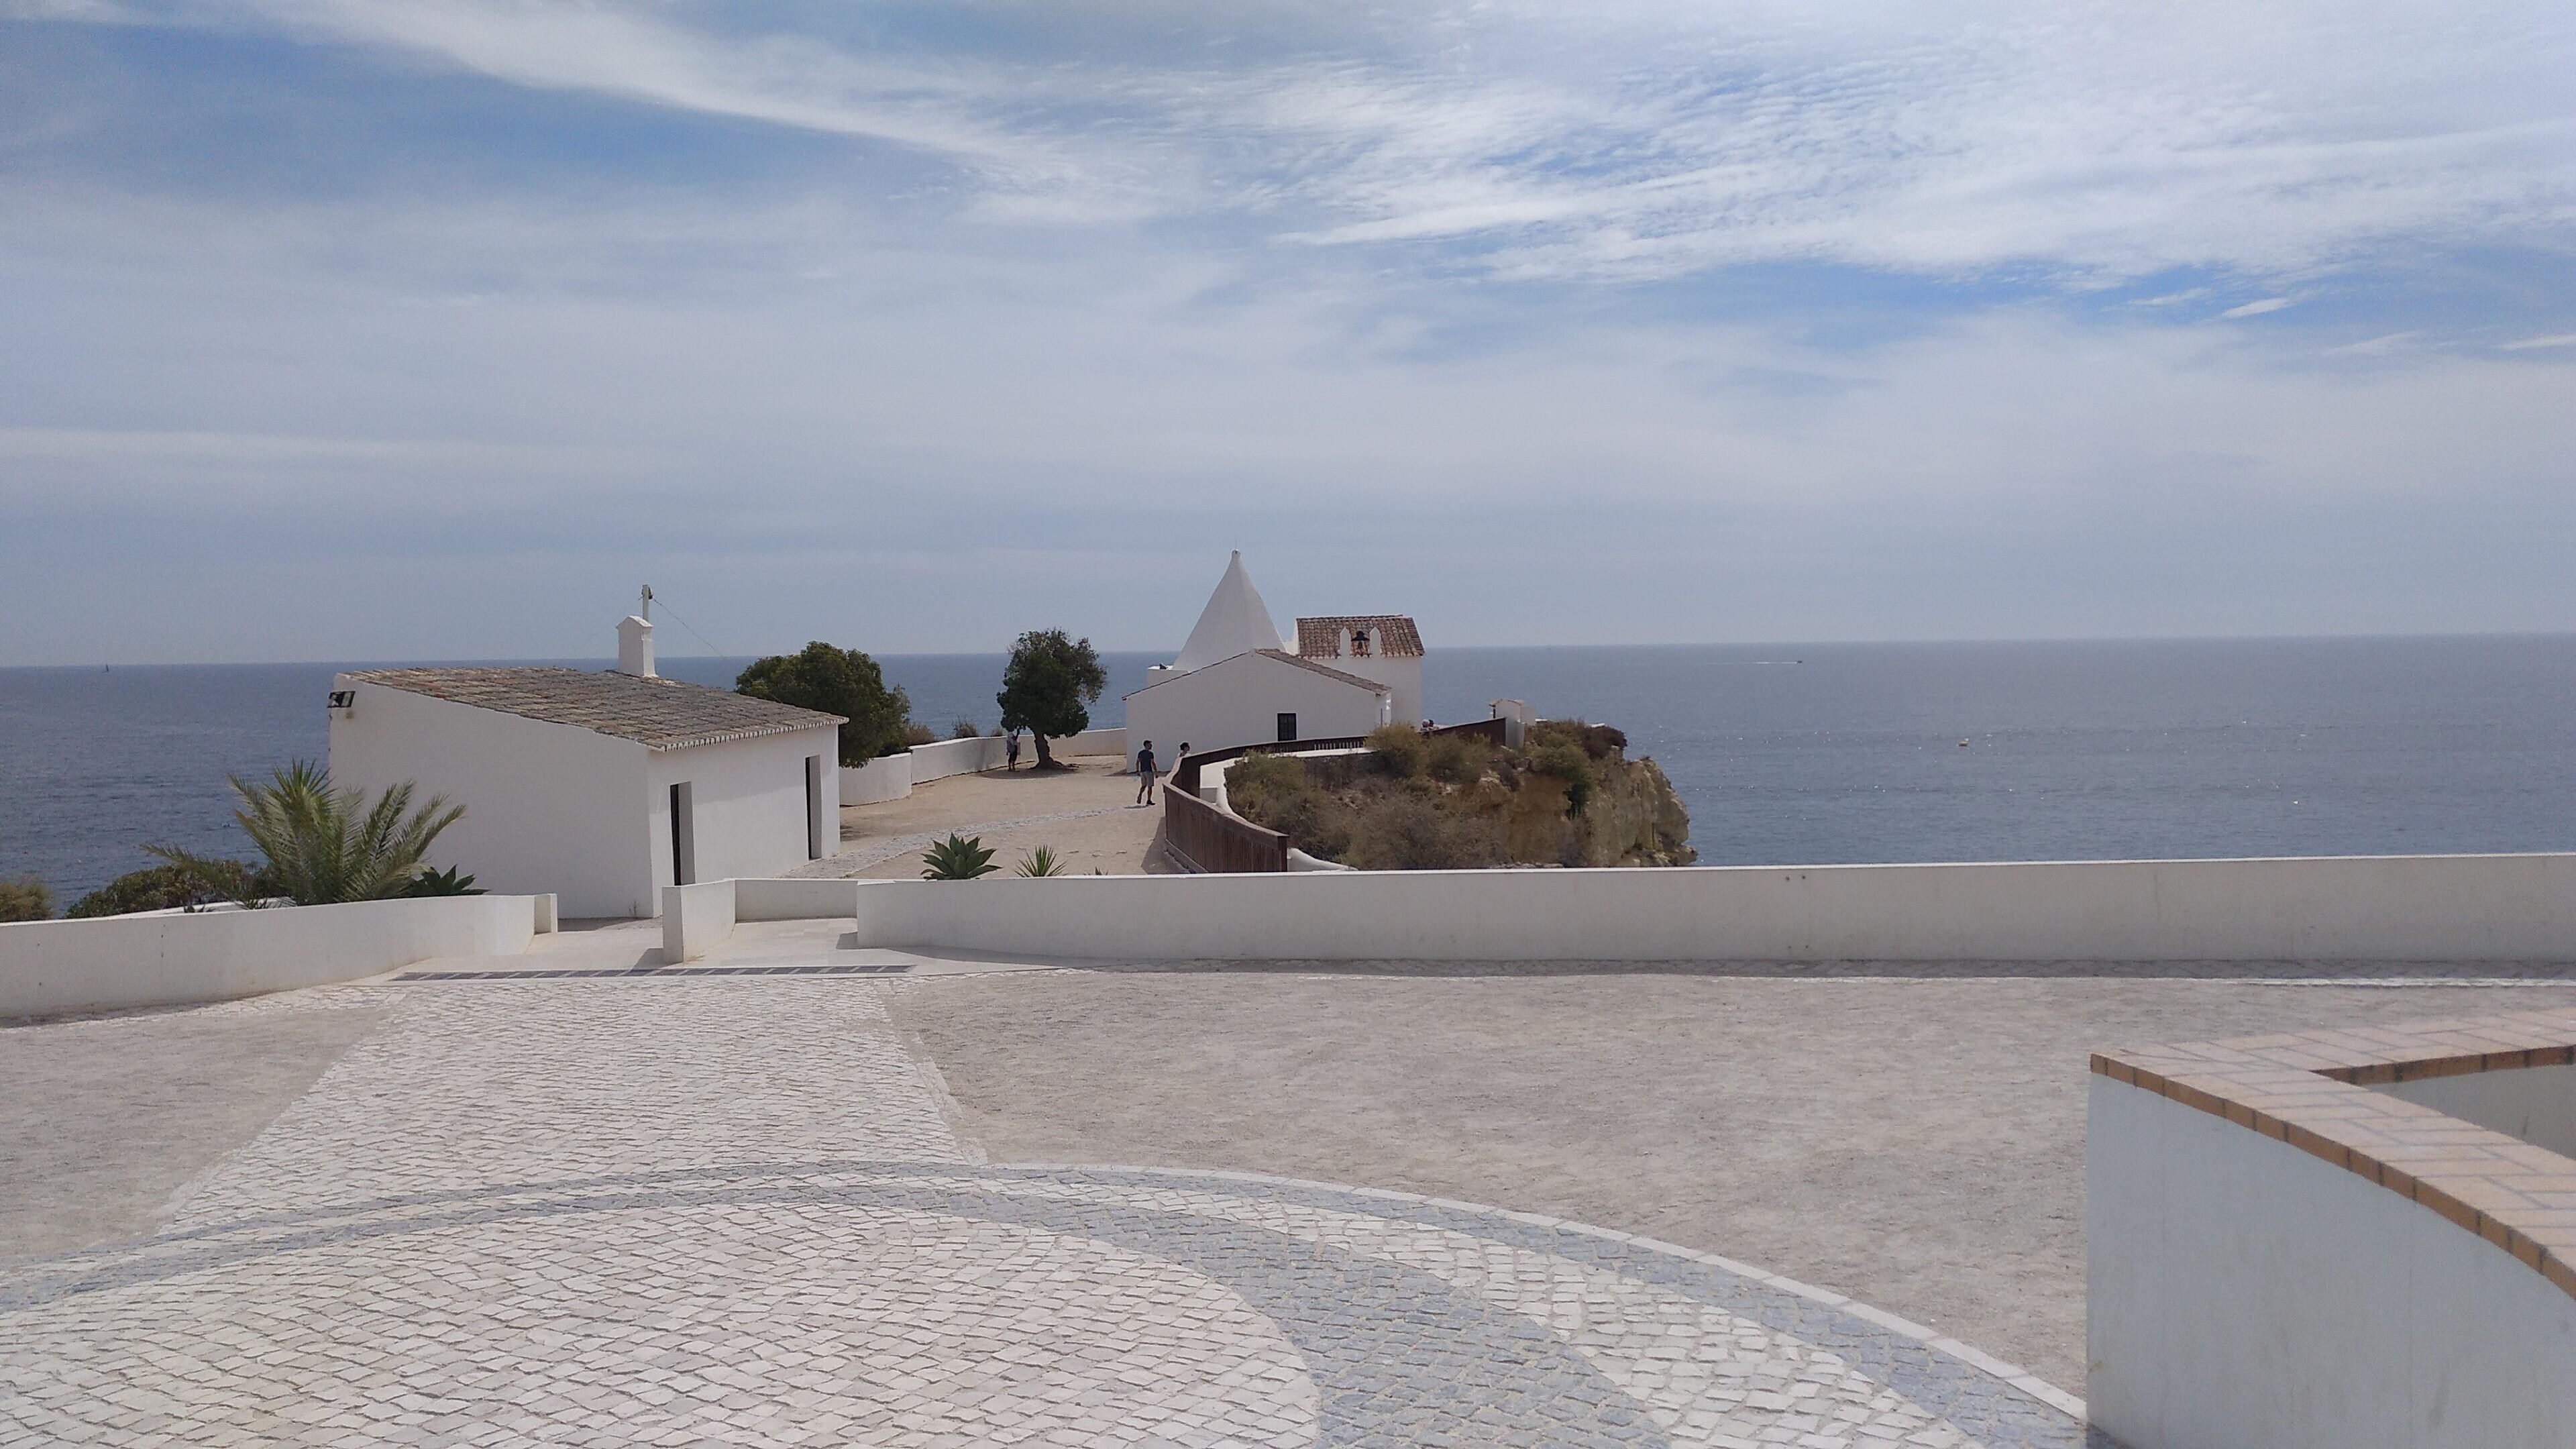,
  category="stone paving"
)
[0,978,2102,1447]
